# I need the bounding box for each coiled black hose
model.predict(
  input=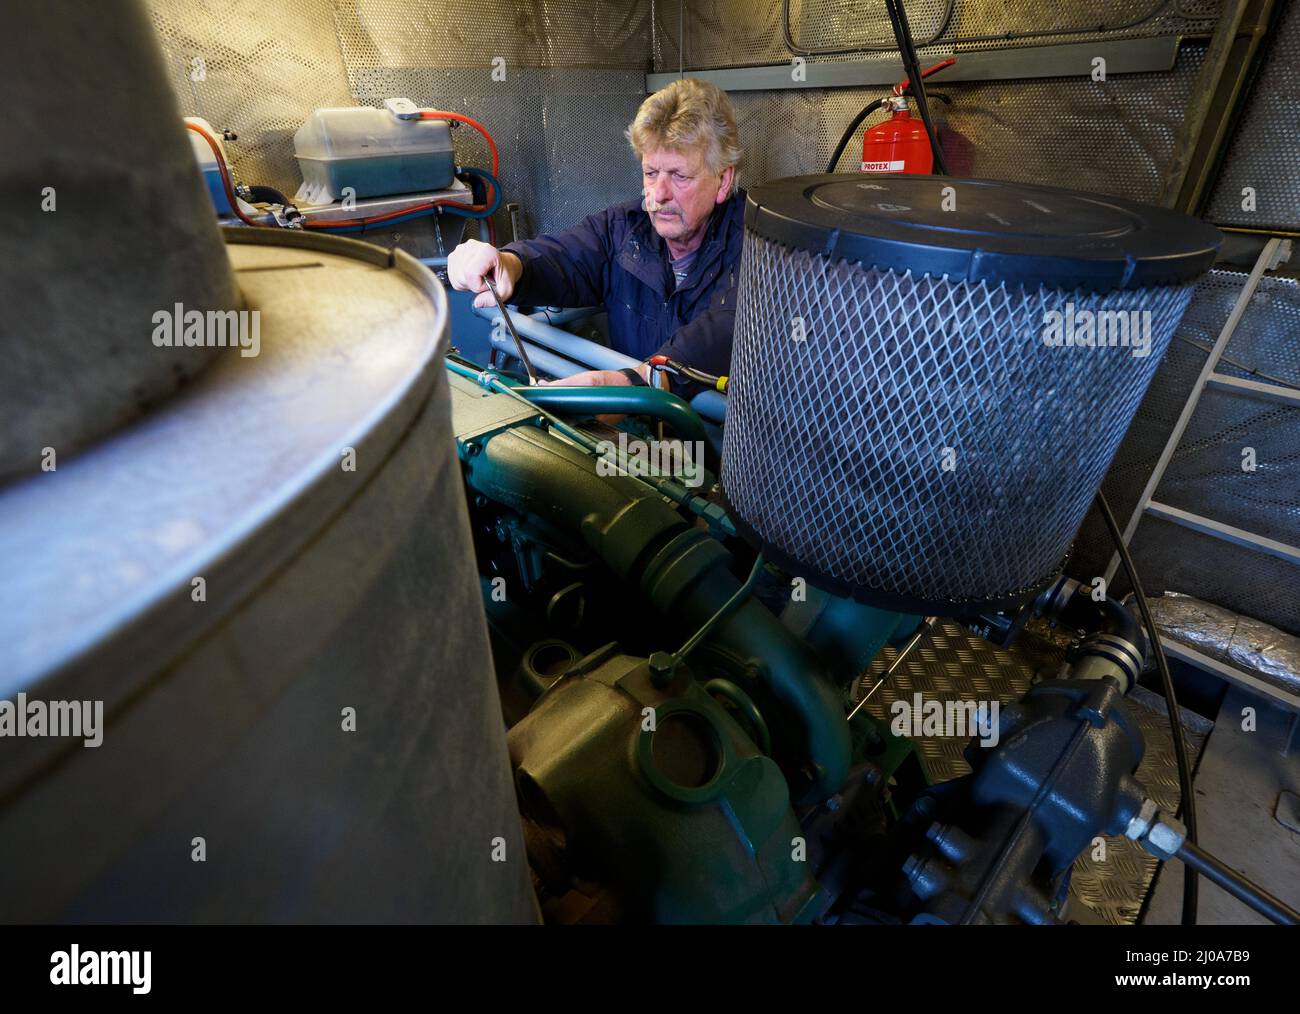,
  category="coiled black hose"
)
[825,99,885,174]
